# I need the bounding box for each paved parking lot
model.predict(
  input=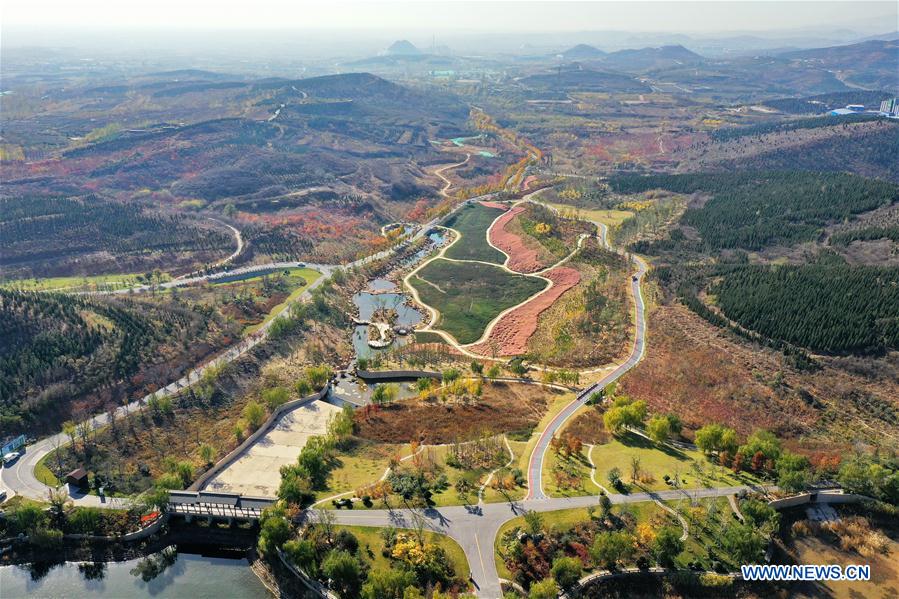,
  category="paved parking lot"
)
[205,400,342,497]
